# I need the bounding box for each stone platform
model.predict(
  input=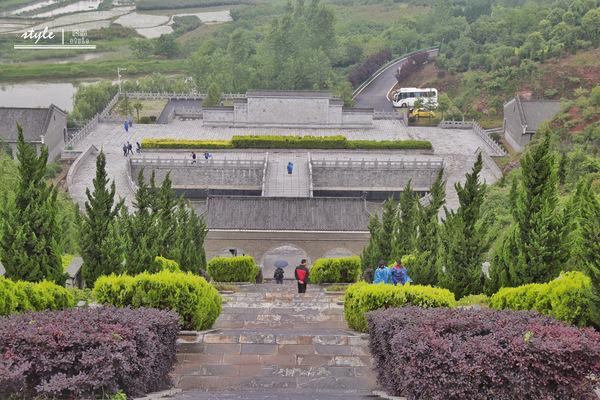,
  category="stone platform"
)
[172,283,376,396]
